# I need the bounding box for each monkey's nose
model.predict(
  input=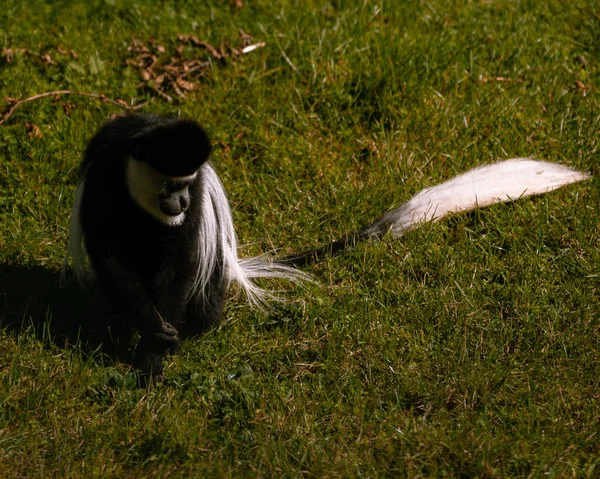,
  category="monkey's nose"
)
[179,196,189,212]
